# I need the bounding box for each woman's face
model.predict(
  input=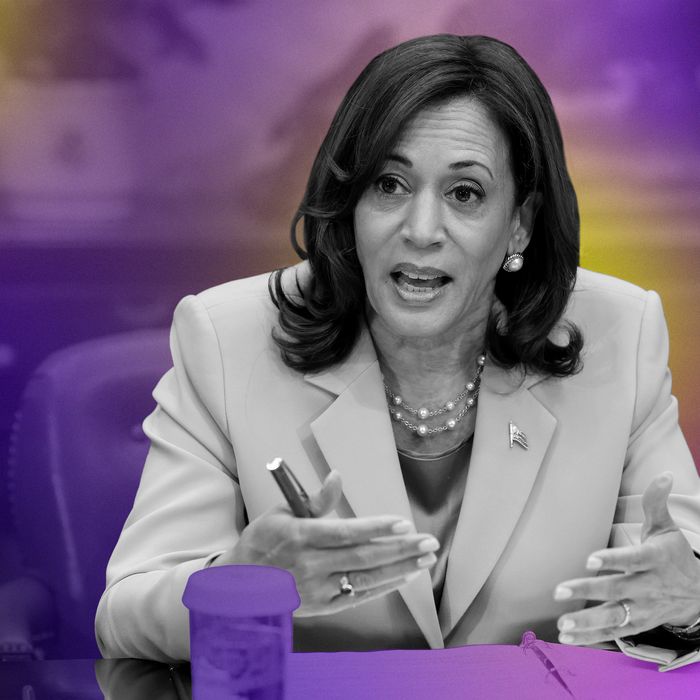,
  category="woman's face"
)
[354,96,536,343]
